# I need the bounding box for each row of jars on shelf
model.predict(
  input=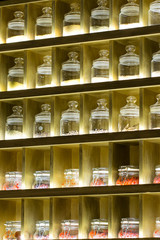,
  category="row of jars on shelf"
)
[3,0,160,44]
